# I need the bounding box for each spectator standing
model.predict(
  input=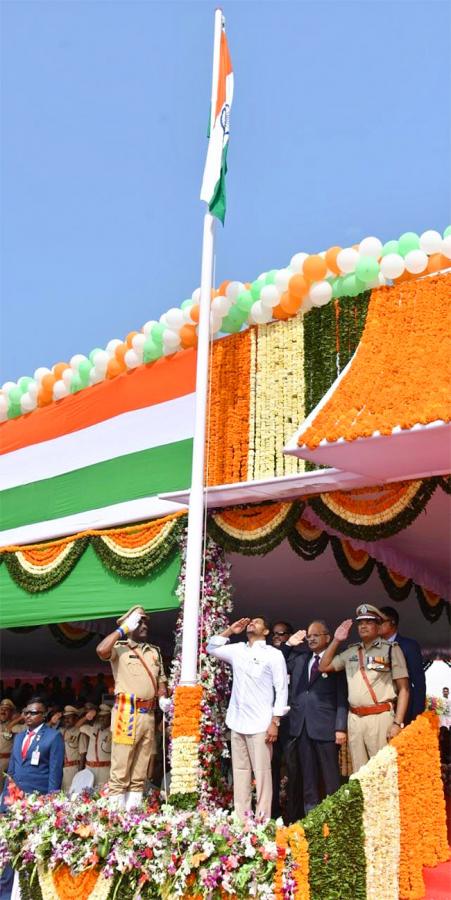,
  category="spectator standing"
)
[270,621,294,819]
[378,606,426,724]
[319,605,410,771]
[206,616,288,820]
